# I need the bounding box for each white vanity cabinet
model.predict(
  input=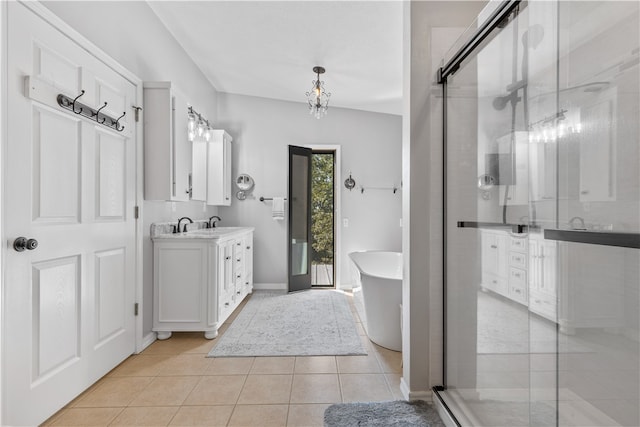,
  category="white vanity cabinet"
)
[152,227,254,339]
[192,130,232,206]
[143,82,196,201]
[481,229,529,305]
